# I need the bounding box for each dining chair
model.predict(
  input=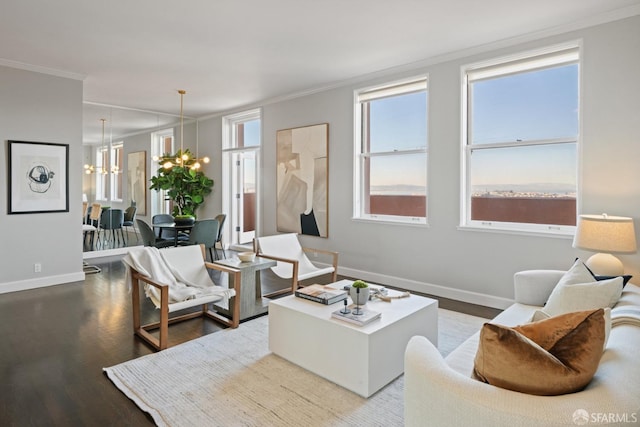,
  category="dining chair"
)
[136,219,175,249]
[179,219,219,261]
[254,233,339,297]
[122,205,138,244]
[152,214,176,239]
[214,213,227,260]
[99,208,126,245]
[82,202,102,248]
